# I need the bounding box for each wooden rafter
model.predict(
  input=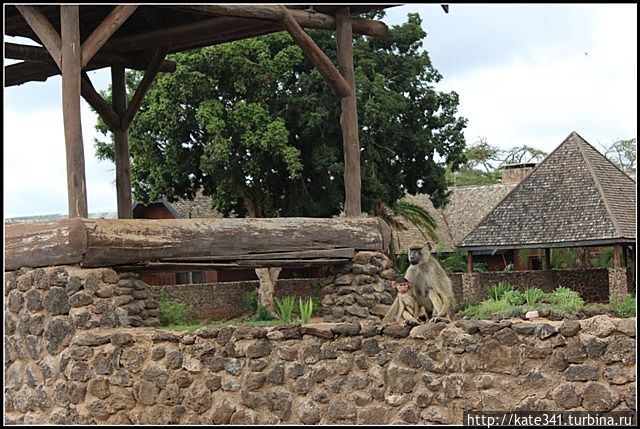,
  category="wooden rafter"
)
[80,71,120,132]
[170,4,388,38]
[15,5,61,68]
[81,5,138,67]
[121,45,169,130]
[280,7,351,99]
